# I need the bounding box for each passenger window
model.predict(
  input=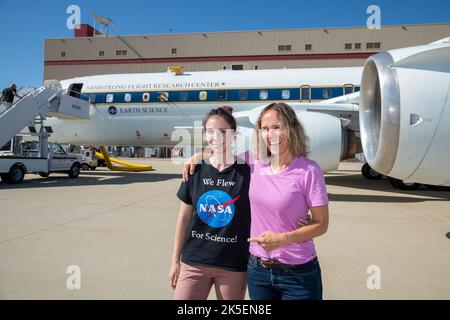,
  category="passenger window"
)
[322,88,332,99]
[282,89,290,100]
[142,93,150,102]
[179,91,189,101]
[300,86,311,101]
[217,91,227,101]
[89,94,96,103]
[159,92,169,102]
[199,91,207,101]
[259,90,268,100]
[344,85,355,95]
[106,94,114,103]
[52,144,65,155]
[124,93,132,102]
[239,90,248,100]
